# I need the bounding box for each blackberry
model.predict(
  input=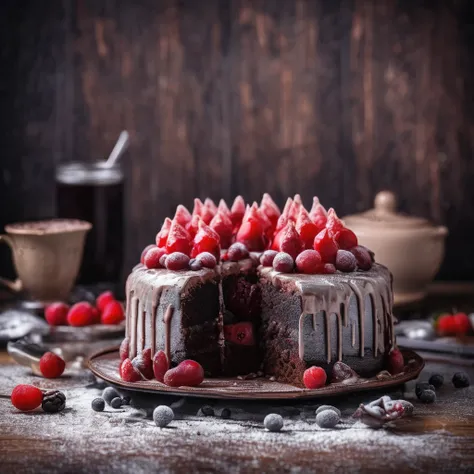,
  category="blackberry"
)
[419,390,436,404]
[264,413,284,432]
[415,382,435,399]
[429,374,444,389]
[102,387,119,406]
[41,390,66,413]
[91,398,105,412]
[111,397,122,409]
[221,408,231,419]
[315,405,341,418]
[200,405,214,416]
[452,372,470,388]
